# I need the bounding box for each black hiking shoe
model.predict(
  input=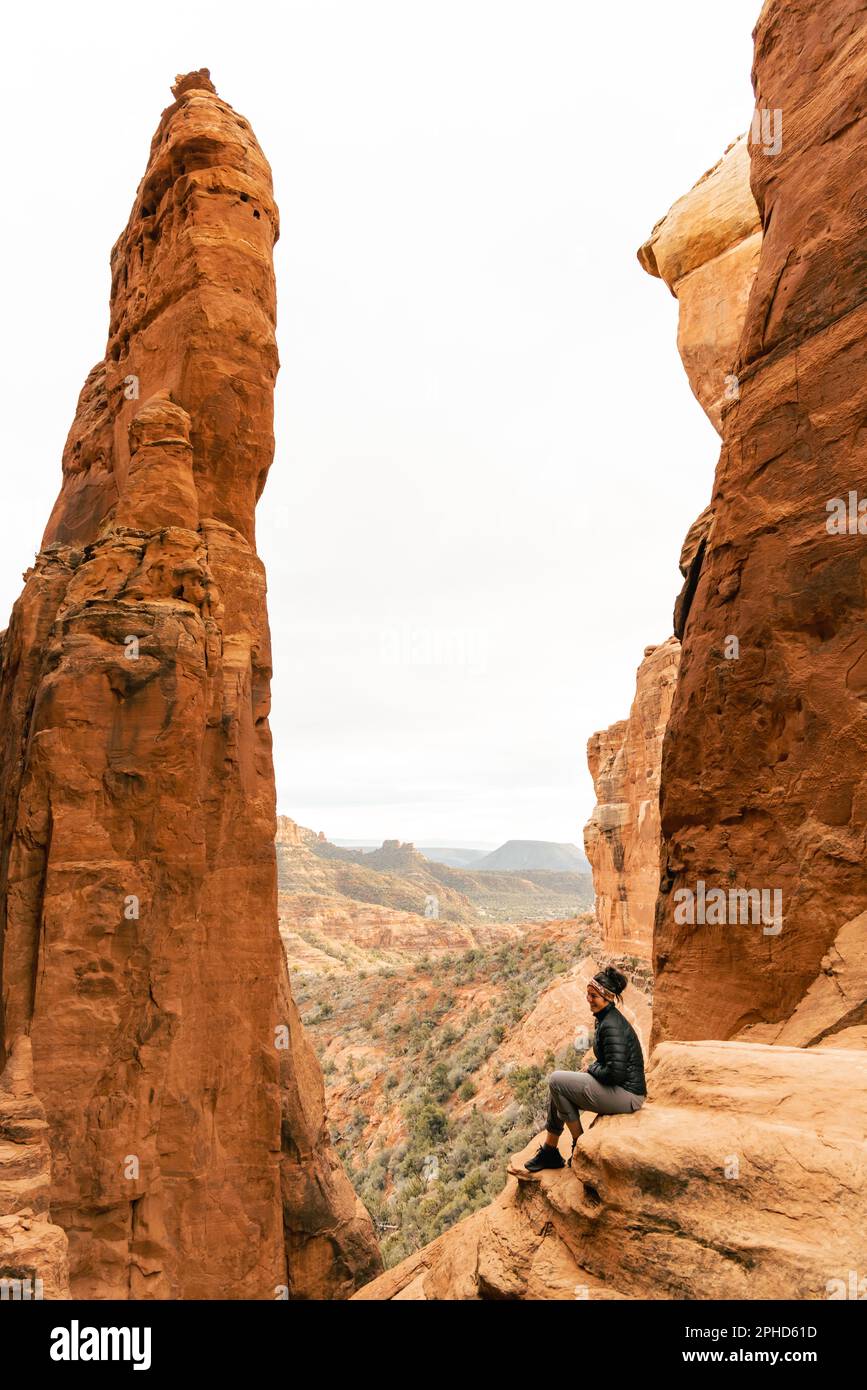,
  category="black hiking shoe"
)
[524,1143,565,1173]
